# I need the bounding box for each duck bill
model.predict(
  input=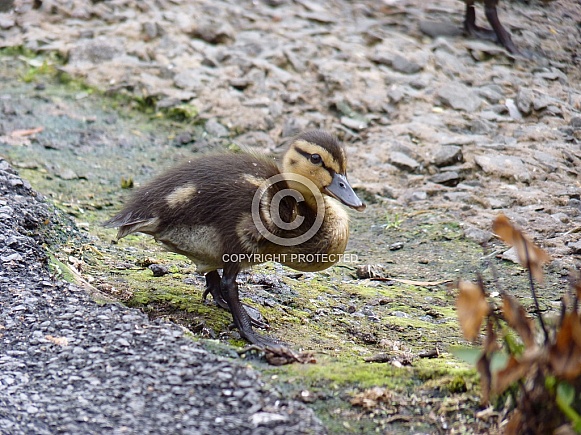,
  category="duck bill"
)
[325,173,366,211]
